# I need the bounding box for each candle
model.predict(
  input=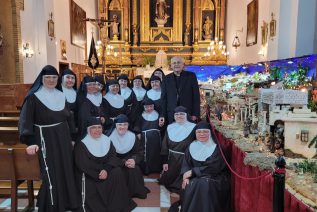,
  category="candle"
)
[234,113,238,125]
